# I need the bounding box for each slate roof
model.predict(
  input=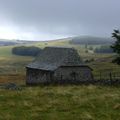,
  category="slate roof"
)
[27,46,86,71]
